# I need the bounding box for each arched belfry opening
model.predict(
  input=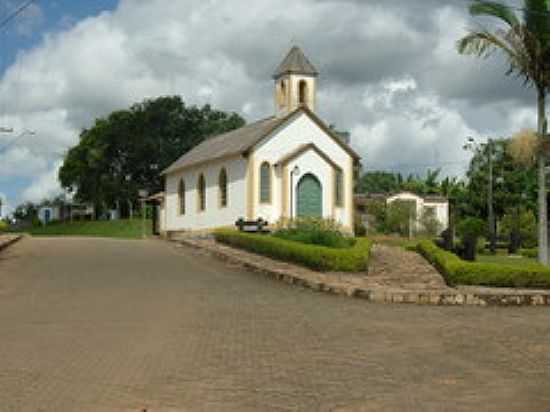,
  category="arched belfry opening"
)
[273,46,318,116]
[298,80,308,106]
